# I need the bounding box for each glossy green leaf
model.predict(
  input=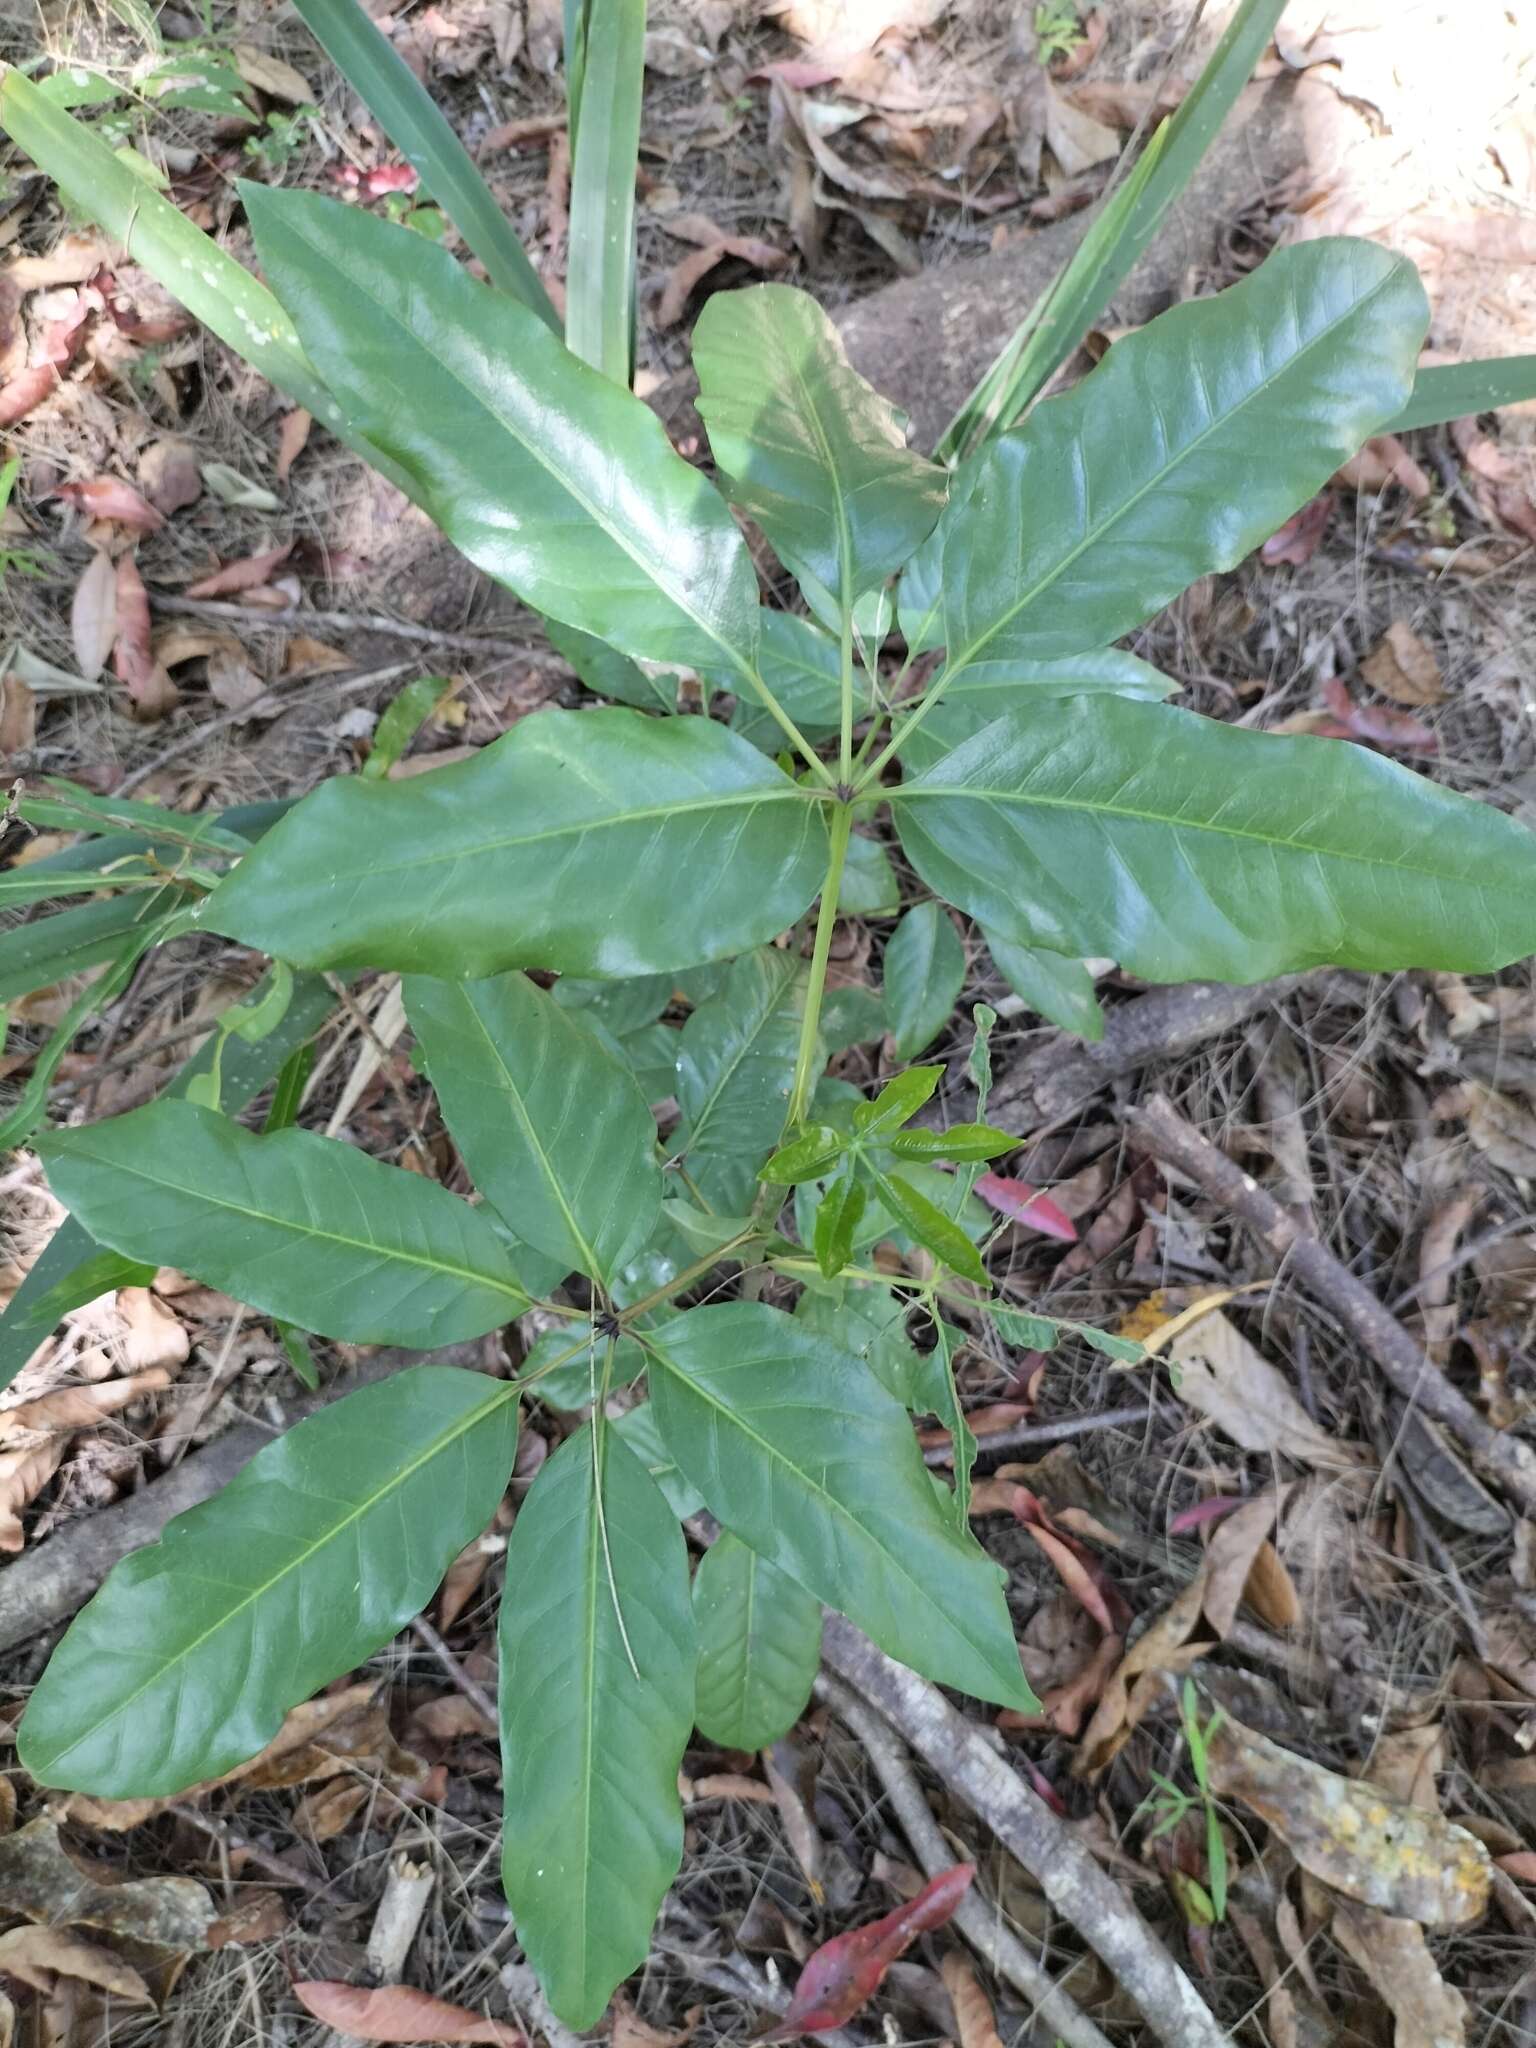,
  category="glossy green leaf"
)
[894,649,1175,774]
[362,675,450,779]
[853,1064,941,1138]
[1384,354,1536,434]
[983,925,1105,1042]
[672,949,812,1208]
[727,612,873,753]
[646,1303,1030,1709]
[518,1322,644,1410]
[244,187,761,676]
[883,902,966,1060]
[792,1279,917,1403]
[820,984,888,1052]
[292,0,559,329]
[839,831,901,916]
[934,241,1427,675]
[693,284,945,603]
[19,1366,519,1793]
[0,70,409,493]
[612,1401,704,1518]
[991,1307,1059,1351]
[40,1101,530,1347]
[406,970,659,1285]
[811,1170,865,1279]
[564,0,643,381]
[893,697,1536,984]
[692,1533,822,1751]
[864,1163,988,1288]
[546,618,675,714]
[0,933,148,1152]
[499,1425,695,2028]
[206,709,826,979]
[886,1122,1015,1163]
[927,1318,974,1523]
[760,1125,846,1187]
